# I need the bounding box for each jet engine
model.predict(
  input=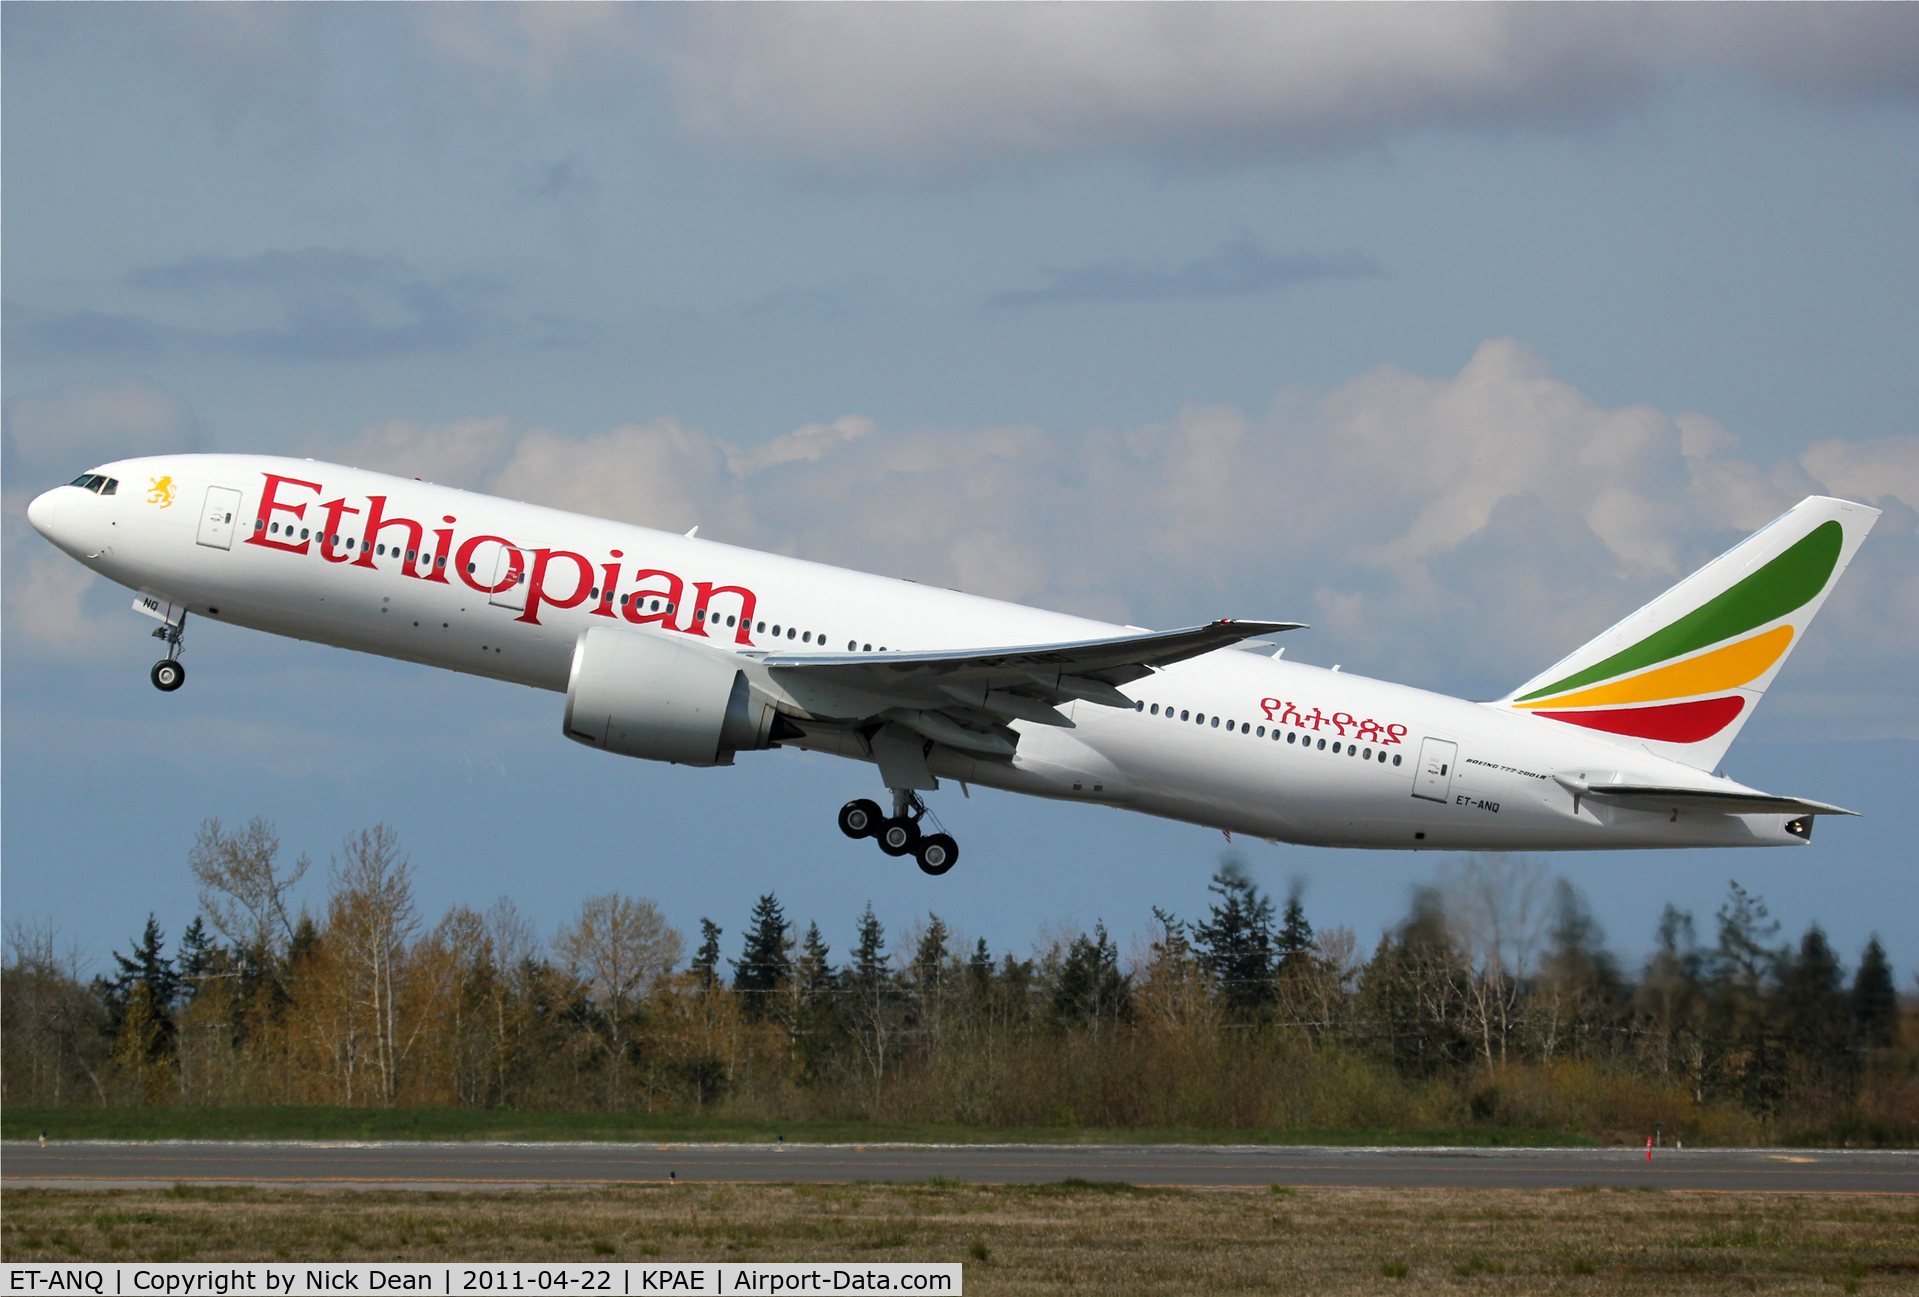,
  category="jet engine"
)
[563,626,776,767]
